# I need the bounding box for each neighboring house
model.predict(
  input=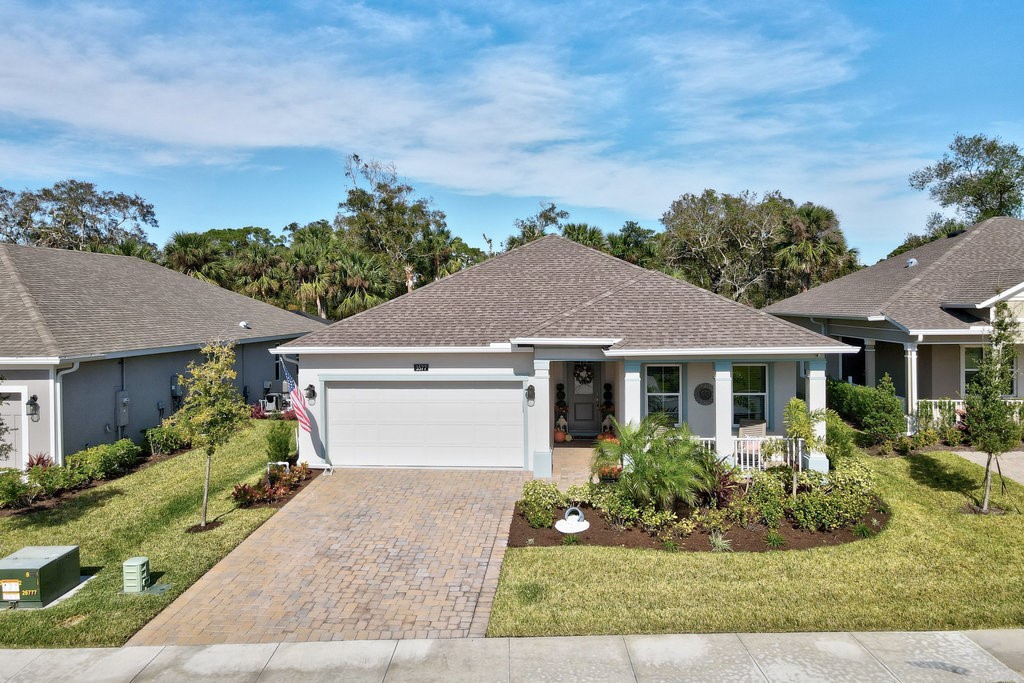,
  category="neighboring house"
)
[274,236,852,475]
[766,216,1024,420]
[0,244,327,467]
